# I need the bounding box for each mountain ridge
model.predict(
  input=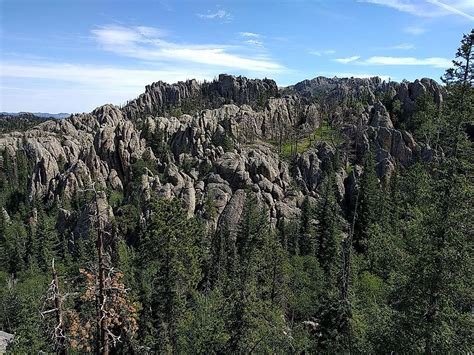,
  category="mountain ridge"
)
[1,112,70,119]
[0,73,441,232]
